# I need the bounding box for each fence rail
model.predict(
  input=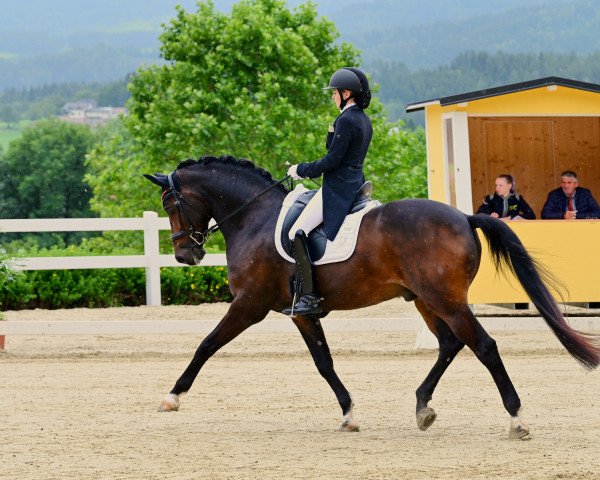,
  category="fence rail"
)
[0,211,226,306]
